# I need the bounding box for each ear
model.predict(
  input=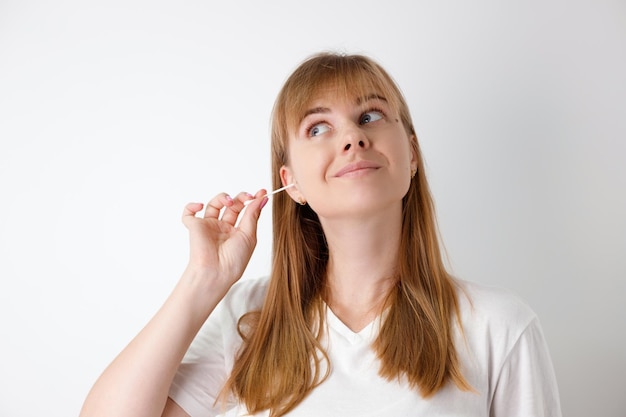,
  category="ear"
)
[279,165,305,204]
